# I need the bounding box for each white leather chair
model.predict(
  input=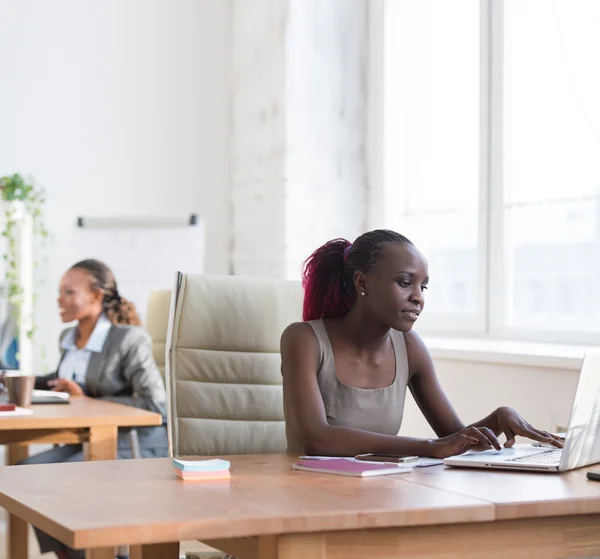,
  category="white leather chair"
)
[165,273,303,559]
[125,289,172,460]
[166,273,303,457]
[146,288,172,381]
